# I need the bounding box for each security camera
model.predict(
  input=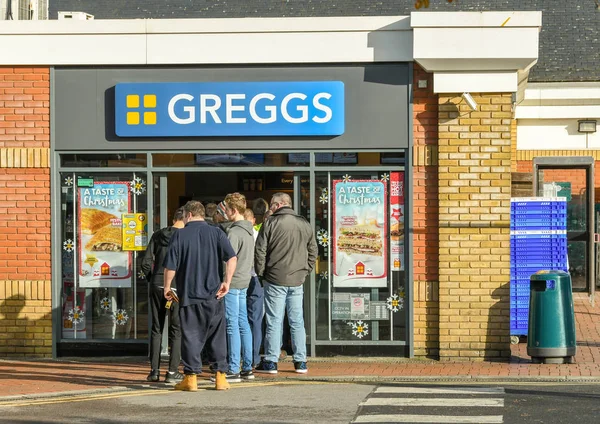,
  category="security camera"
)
[462,92,478,111]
